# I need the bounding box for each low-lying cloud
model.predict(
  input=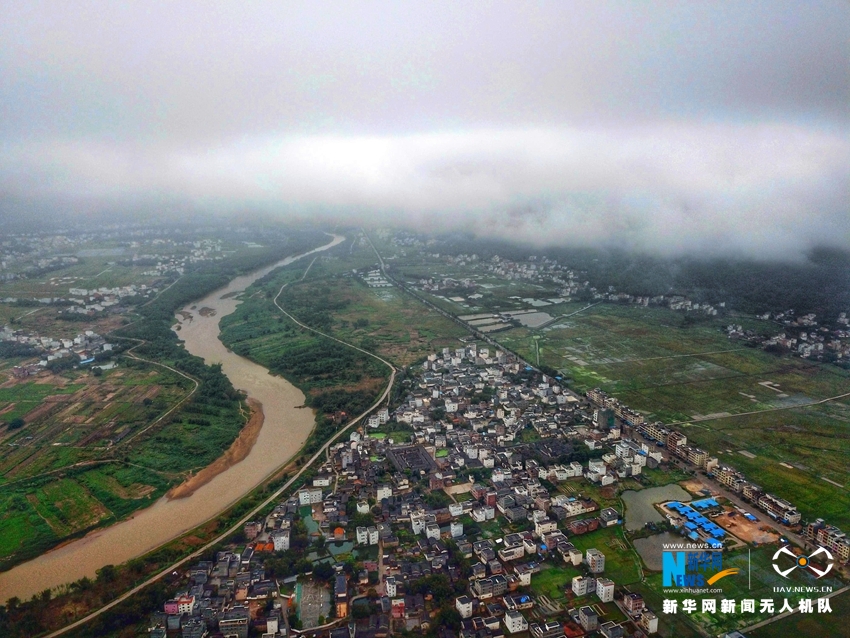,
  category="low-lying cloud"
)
[4,122,848,258]
[1,1,848,258]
